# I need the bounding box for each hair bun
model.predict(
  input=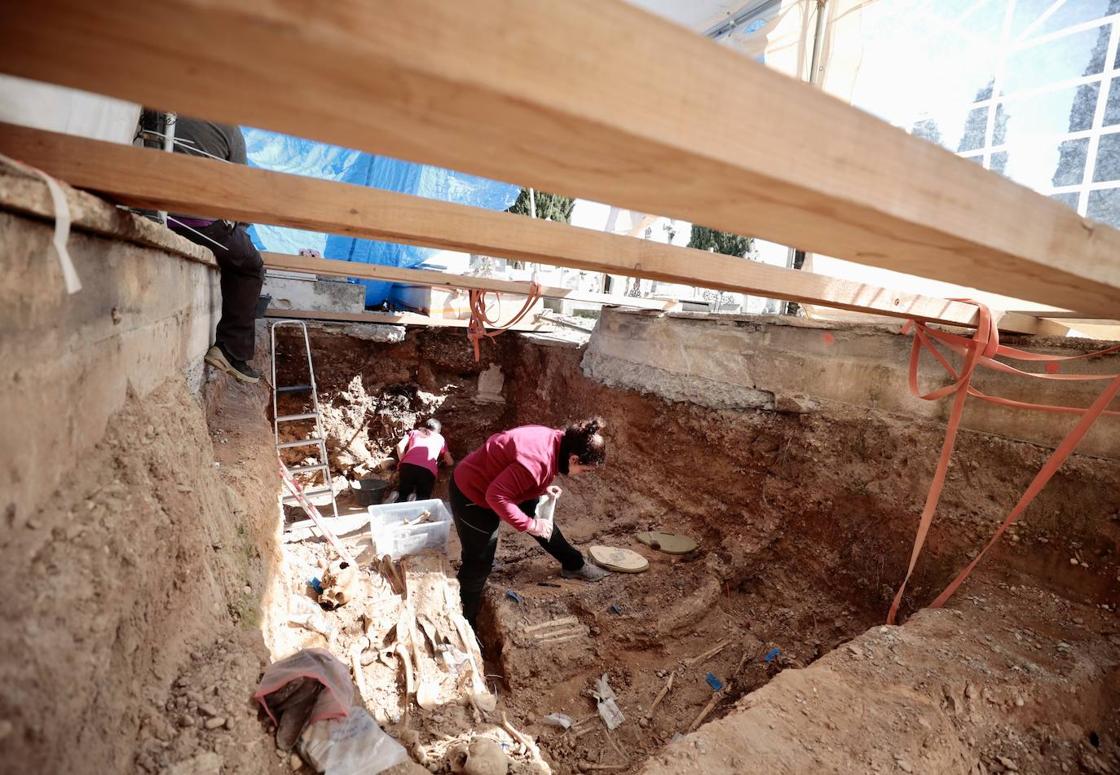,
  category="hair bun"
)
[585,416,605,435]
